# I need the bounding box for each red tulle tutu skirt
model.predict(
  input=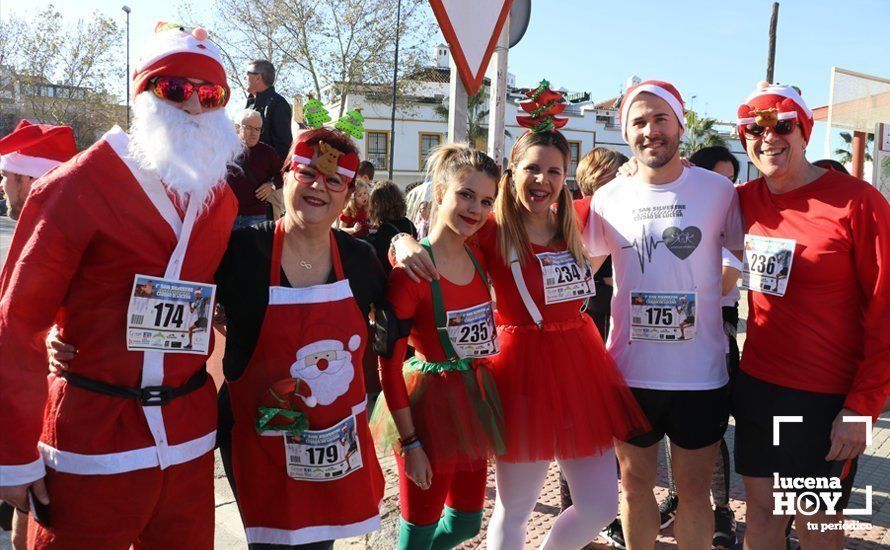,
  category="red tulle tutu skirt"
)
[370,357,505,471]
[492,314,650,462]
